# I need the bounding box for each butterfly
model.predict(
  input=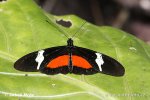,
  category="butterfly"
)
[14,20,125,76]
